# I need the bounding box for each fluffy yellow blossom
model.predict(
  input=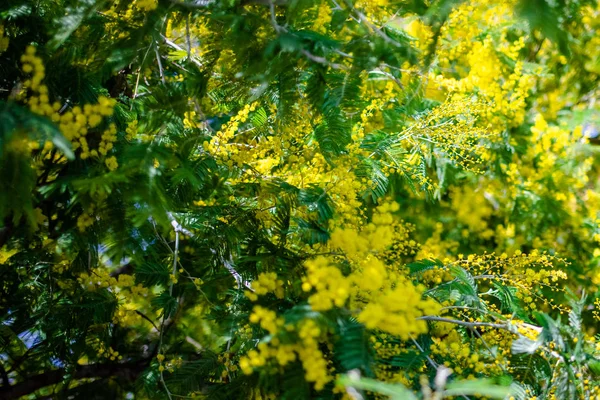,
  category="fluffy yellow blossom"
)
[19,46,117,166]
[134,0,157,11]
[358,278,441,340]
[249,306,284,335]
[303,256,351,310]
[105,156,118,171]
[0,25,9,53]
[245,272,285,301]
[239,318,331,391]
